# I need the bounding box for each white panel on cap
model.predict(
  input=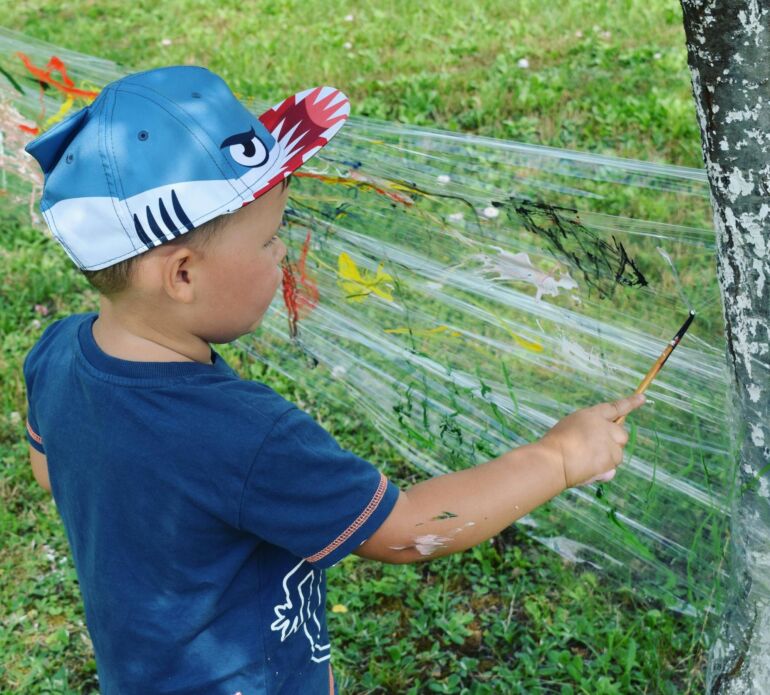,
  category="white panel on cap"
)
[46,177,251,270]
[126,179,243,232]
[46,196,141,270]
